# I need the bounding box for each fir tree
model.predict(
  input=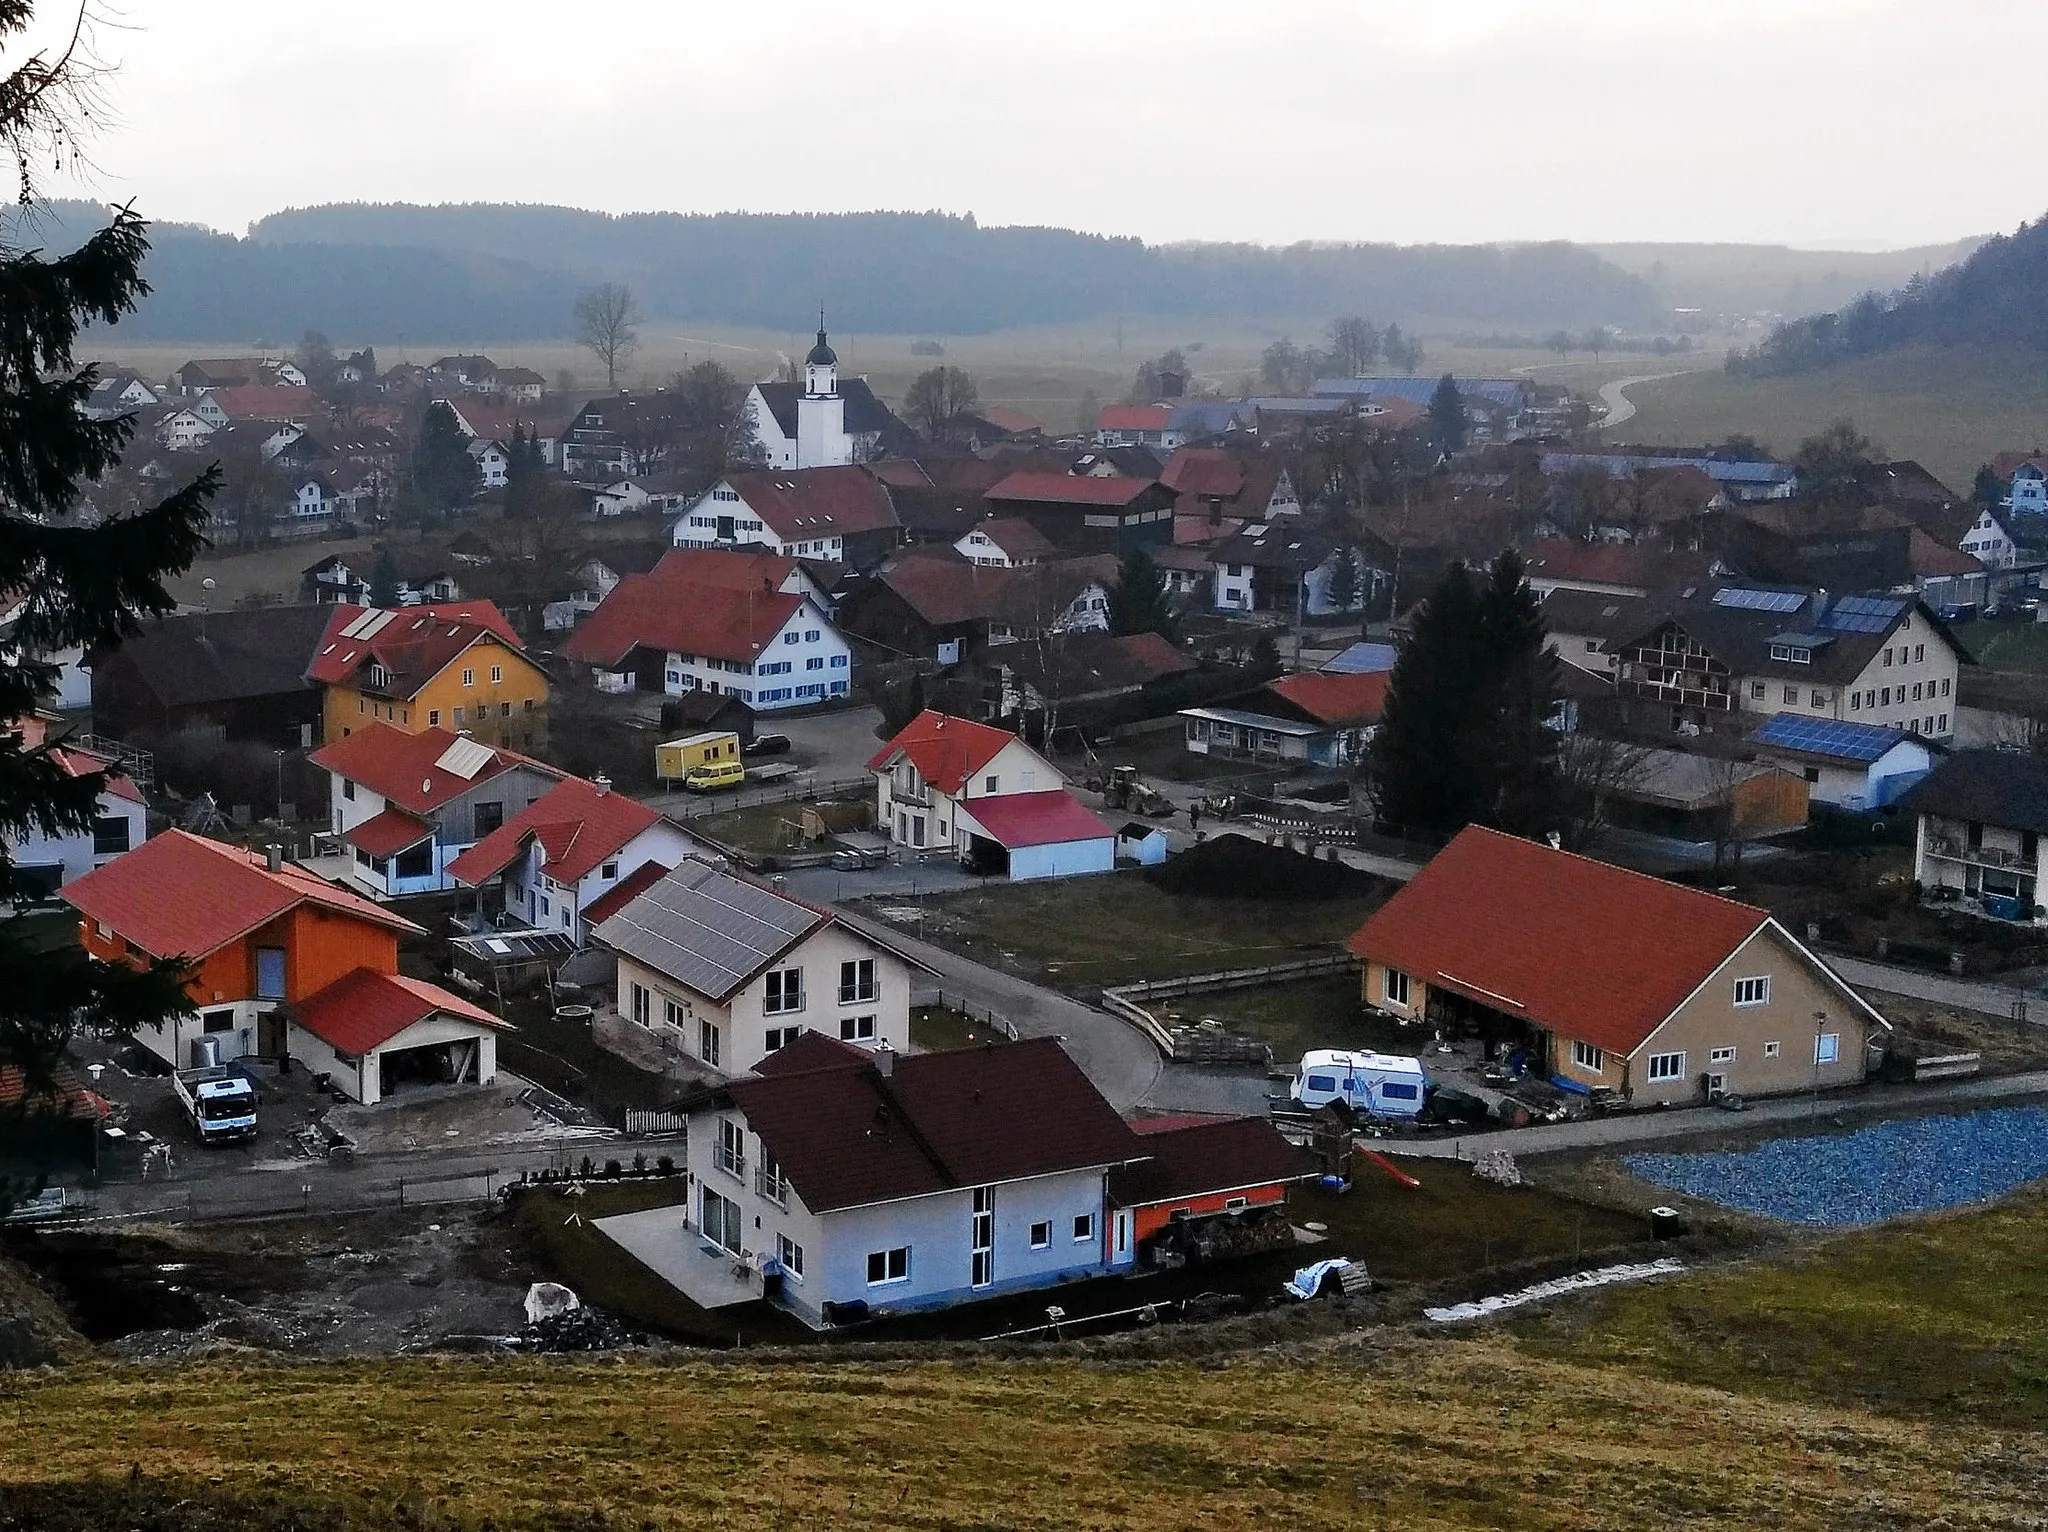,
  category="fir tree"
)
[1369,562,1490,836]
[1428,374,1467,454]
[1107,546,1175,638]
[1324,543,1358,612]
[368,547,401,607]
[414,402,479,510]
[0,5,219,1203]
[503,424,546,518]
[1474,549,1563,837]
